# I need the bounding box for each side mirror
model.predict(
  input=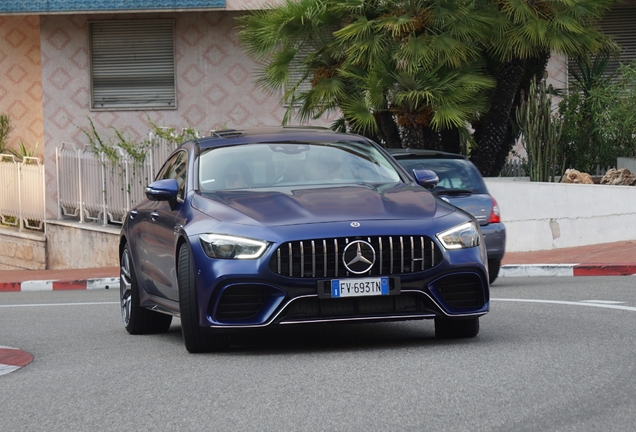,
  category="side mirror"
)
[412,169,439,190]
[145,179,179,201]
